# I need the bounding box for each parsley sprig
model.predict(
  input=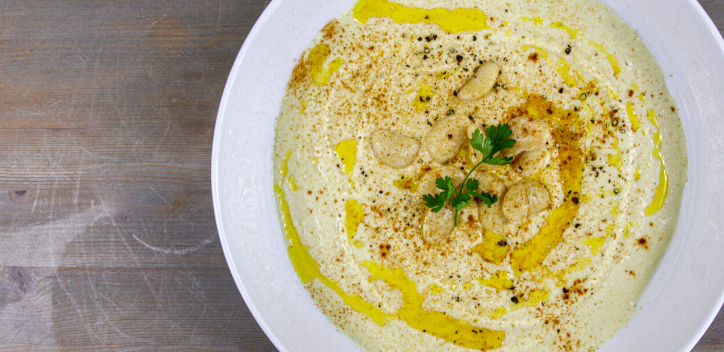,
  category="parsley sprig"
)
[422,123,516,226]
